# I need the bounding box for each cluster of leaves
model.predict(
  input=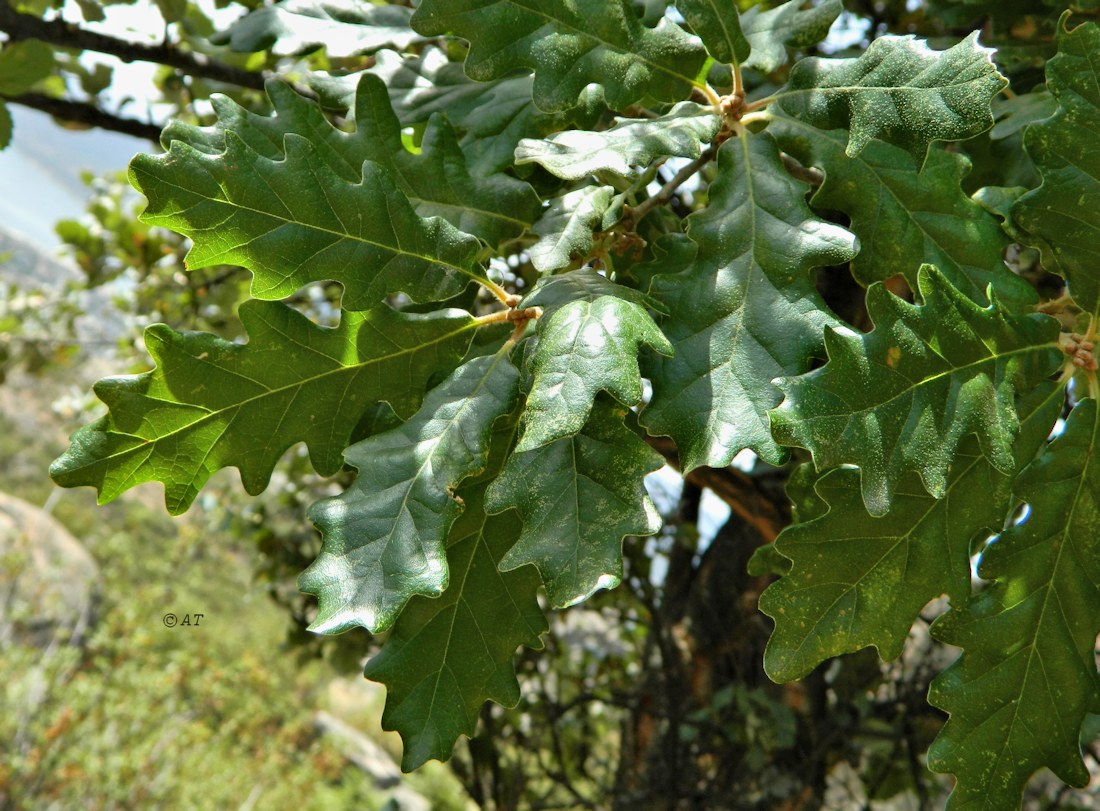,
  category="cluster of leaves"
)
[44,0,1100,807]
